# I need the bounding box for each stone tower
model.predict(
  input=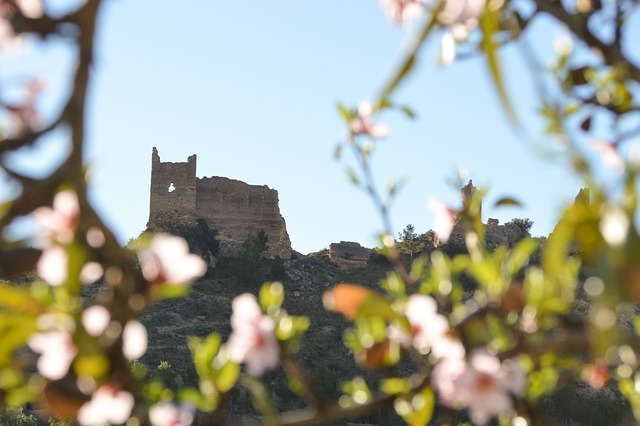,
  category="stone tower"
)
[149,147,197,225]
